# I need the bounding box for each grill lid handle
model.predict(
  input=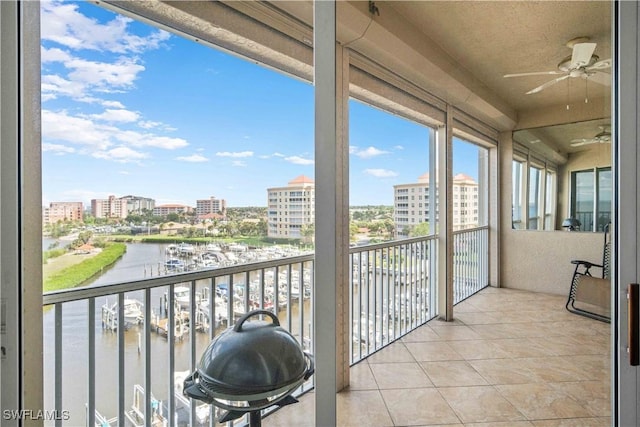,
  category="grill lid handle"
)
[233,309,280,332]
